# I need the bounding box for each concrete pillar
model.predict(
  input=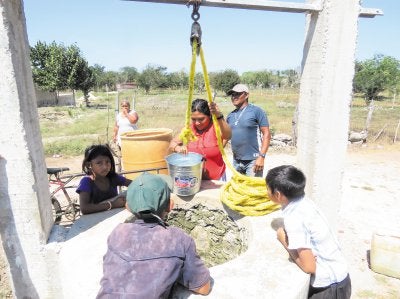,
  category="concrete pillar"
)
[0,1,57,297]
[297,0,359,227]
